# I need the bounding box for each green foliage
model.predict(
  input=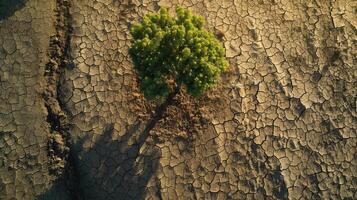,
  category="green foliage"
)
[129,7,228,99]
